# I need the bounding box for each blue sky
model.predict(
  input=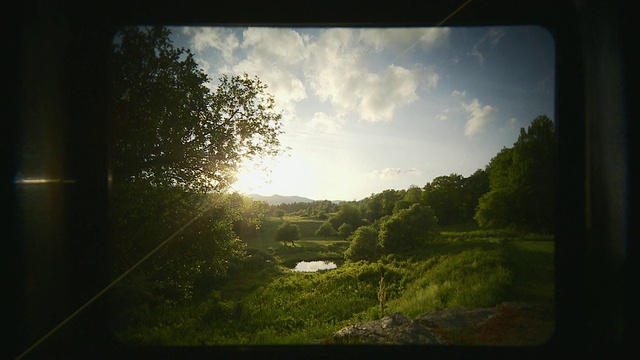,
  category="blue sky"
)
[170,25,555,201]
